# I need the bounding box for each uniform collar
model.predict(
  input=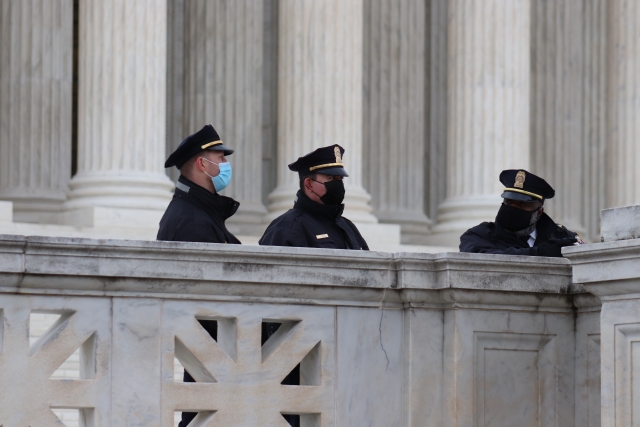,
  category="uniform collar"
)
[294,190,344,221]
[176,175,239,220]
